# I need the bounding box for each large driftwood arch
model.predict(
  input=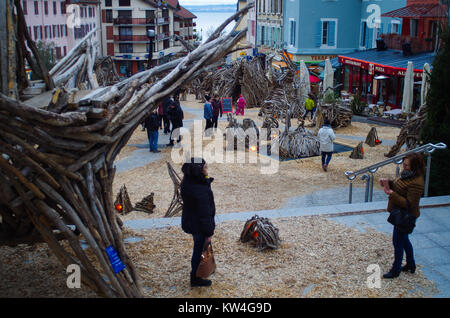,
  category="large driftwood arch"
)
[0,2,253,297]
